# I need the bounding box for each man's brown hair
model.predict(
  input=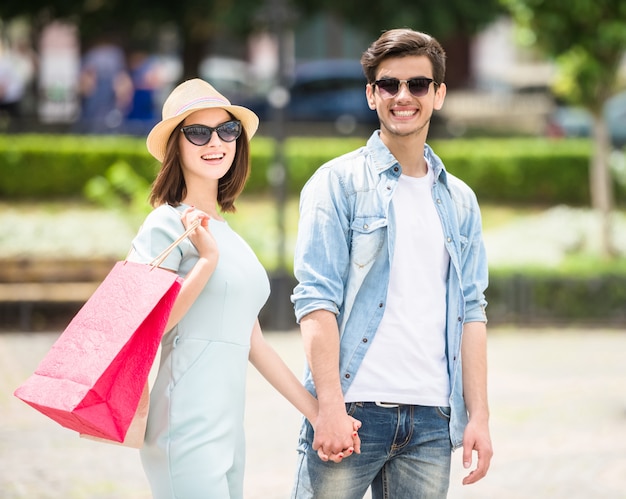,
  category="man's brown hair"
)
[361,29,446,86]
